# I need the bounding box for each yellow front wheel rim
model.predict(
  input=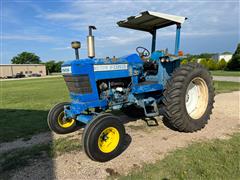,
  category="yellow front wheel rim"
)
[57,111,75,128]
[98,127,120,153]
